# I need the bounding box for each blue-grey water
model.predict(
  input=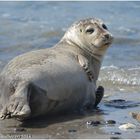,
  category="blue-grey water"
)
[0,1,140,139]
